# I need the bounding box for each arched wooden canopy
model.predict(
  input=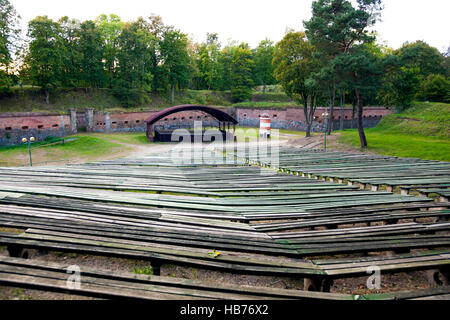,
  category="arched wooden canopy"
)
[145,105,238,126]
[145,104,238,142]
